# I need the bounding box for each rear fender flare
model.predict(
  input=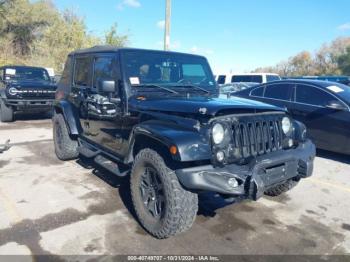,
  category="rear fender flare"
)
[53,100,82,135]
